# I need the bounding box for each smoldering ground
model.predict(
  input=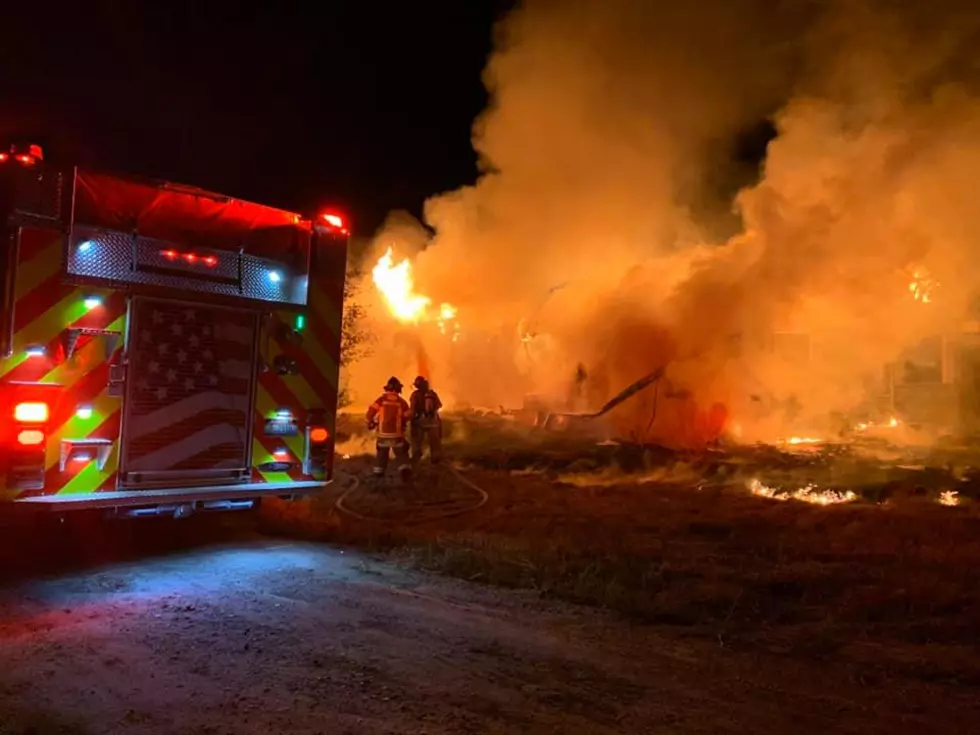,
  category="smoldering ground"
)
[346,0,980,447]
